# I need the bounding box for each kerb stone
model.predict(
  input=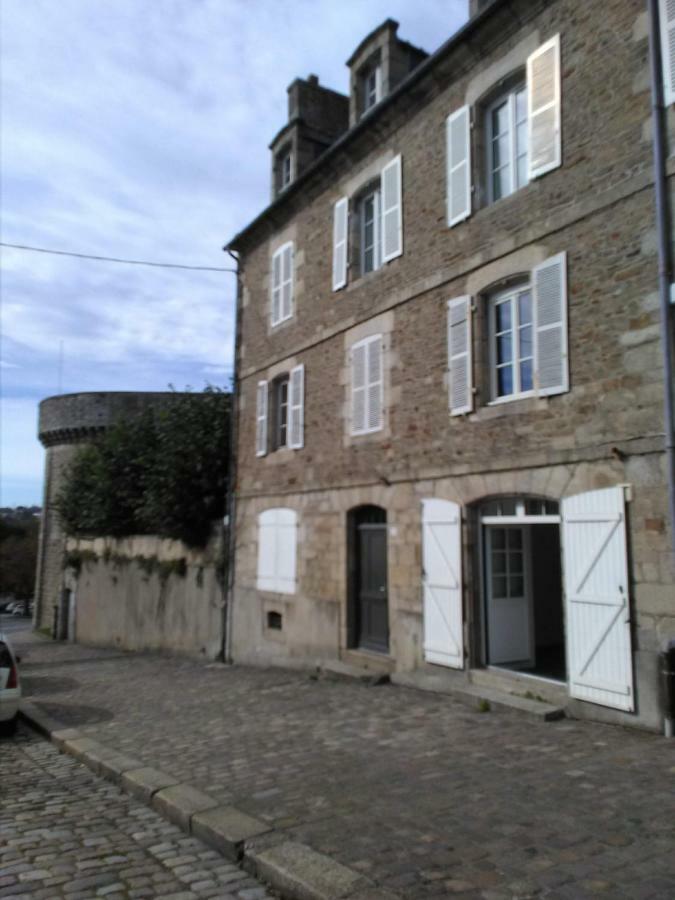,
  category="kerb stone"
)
[192,805,271,861]
[152,783,218,831]
[121,766,181,803]
[247,841,367,900]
